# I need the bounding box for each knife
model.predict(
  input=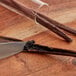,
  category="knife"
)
[0,41,26,59]
[0,36,76,60]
